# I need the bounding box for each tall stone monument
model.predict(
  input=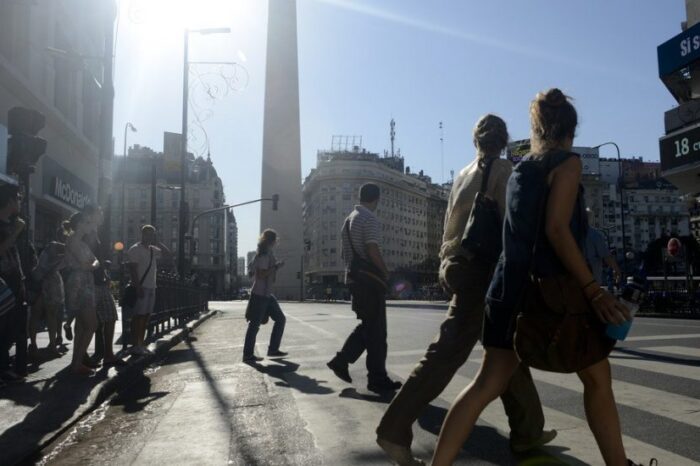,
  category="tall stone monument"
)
[260,0,303,299]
